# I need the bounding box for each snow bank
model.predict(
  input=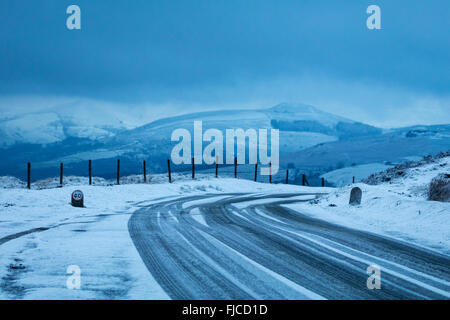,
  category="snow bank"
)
[285,155,450,254]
